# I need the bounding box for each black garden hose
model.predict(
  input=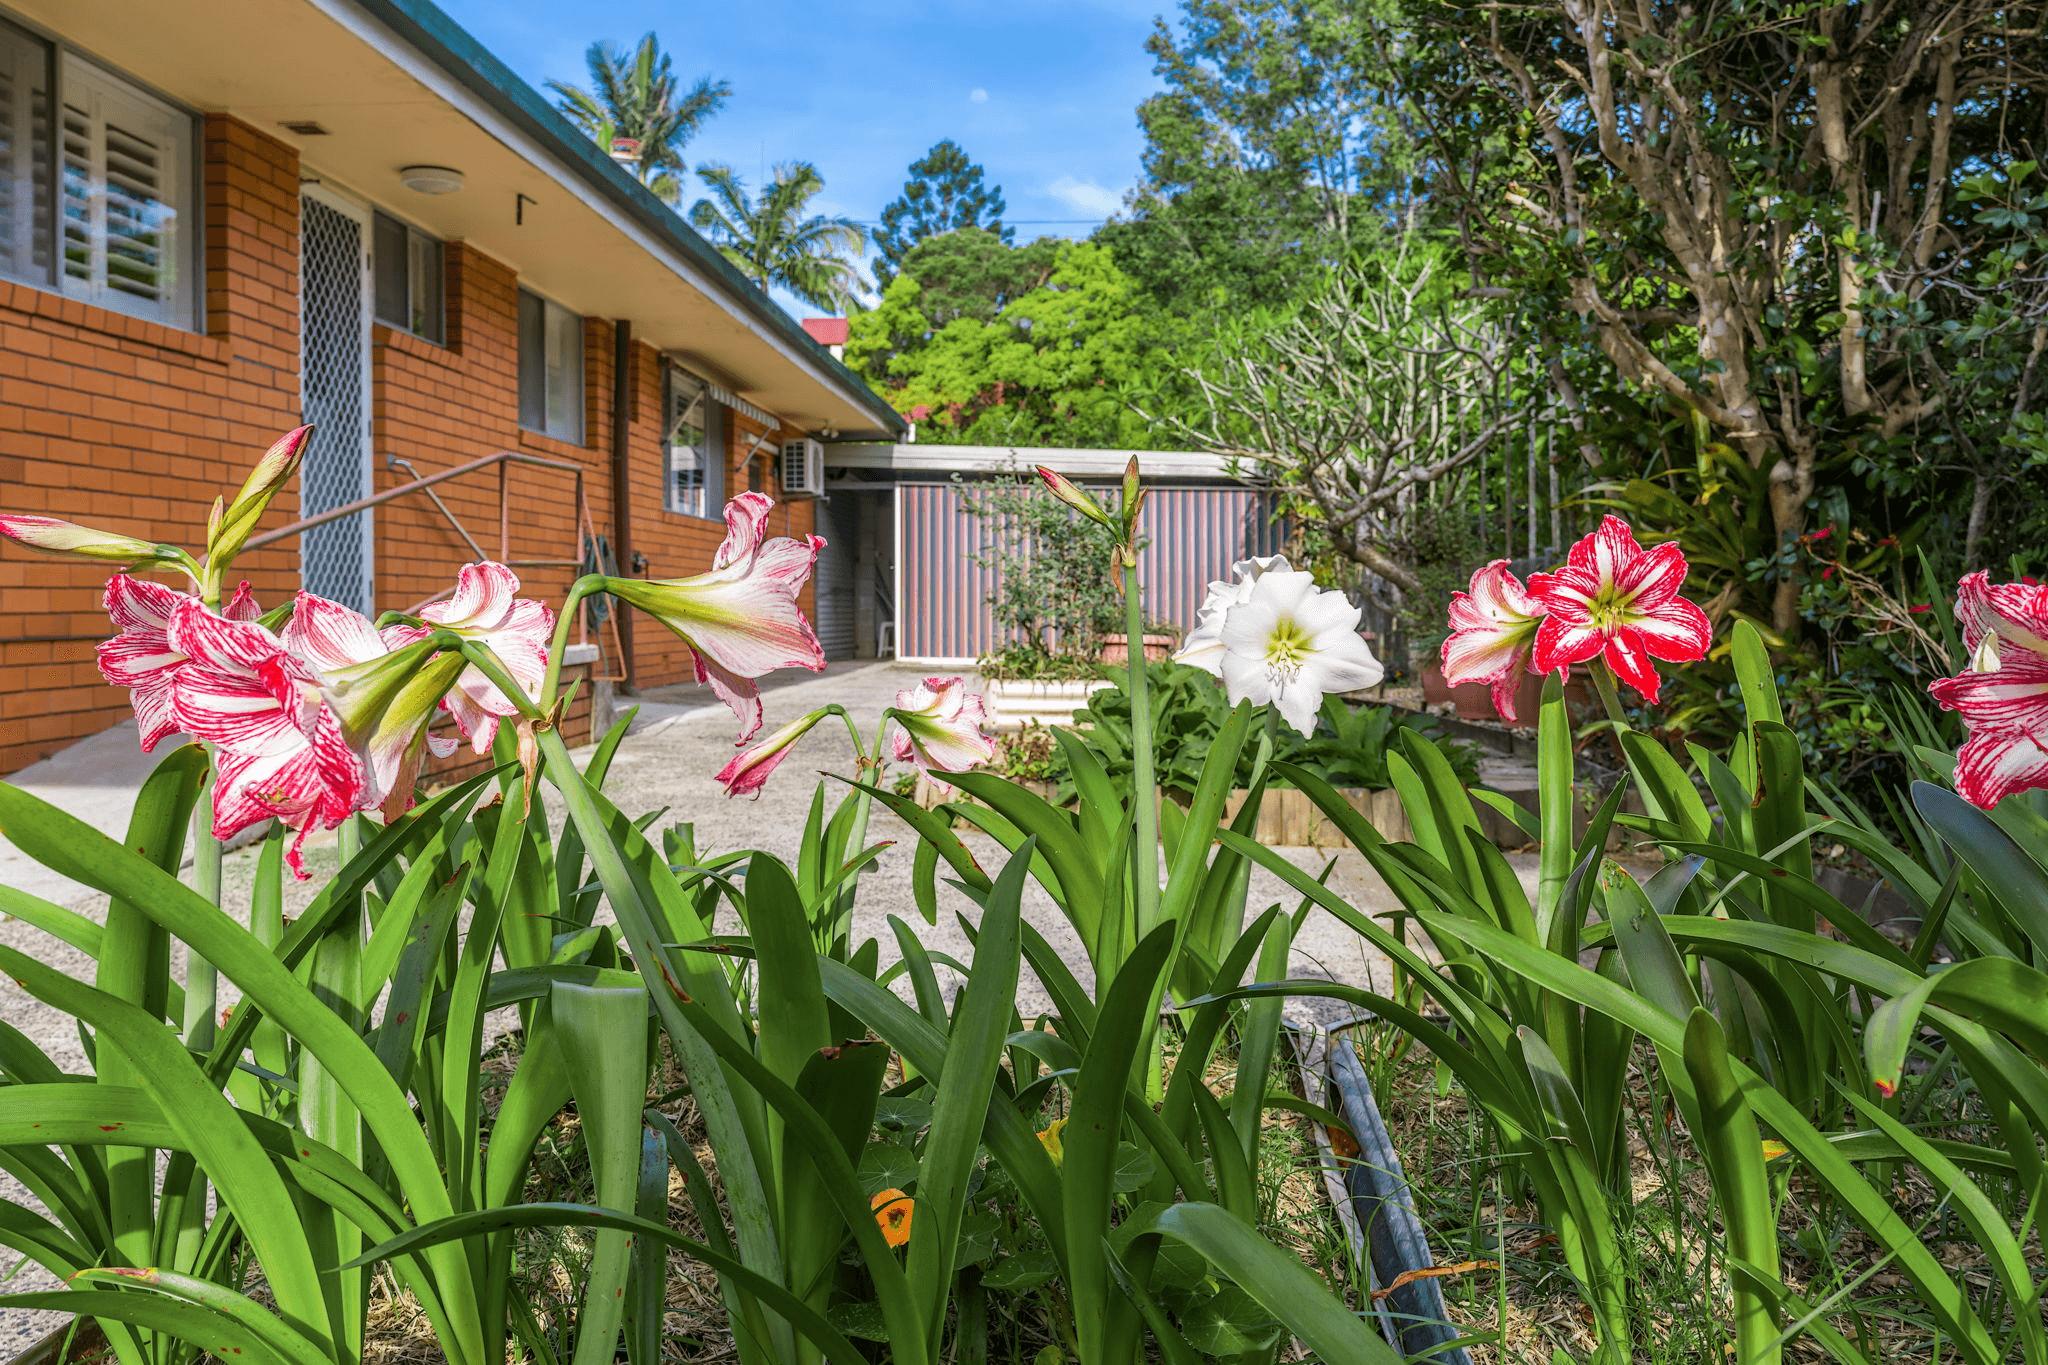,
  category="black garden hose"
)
[1325,1030,1473,1364]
